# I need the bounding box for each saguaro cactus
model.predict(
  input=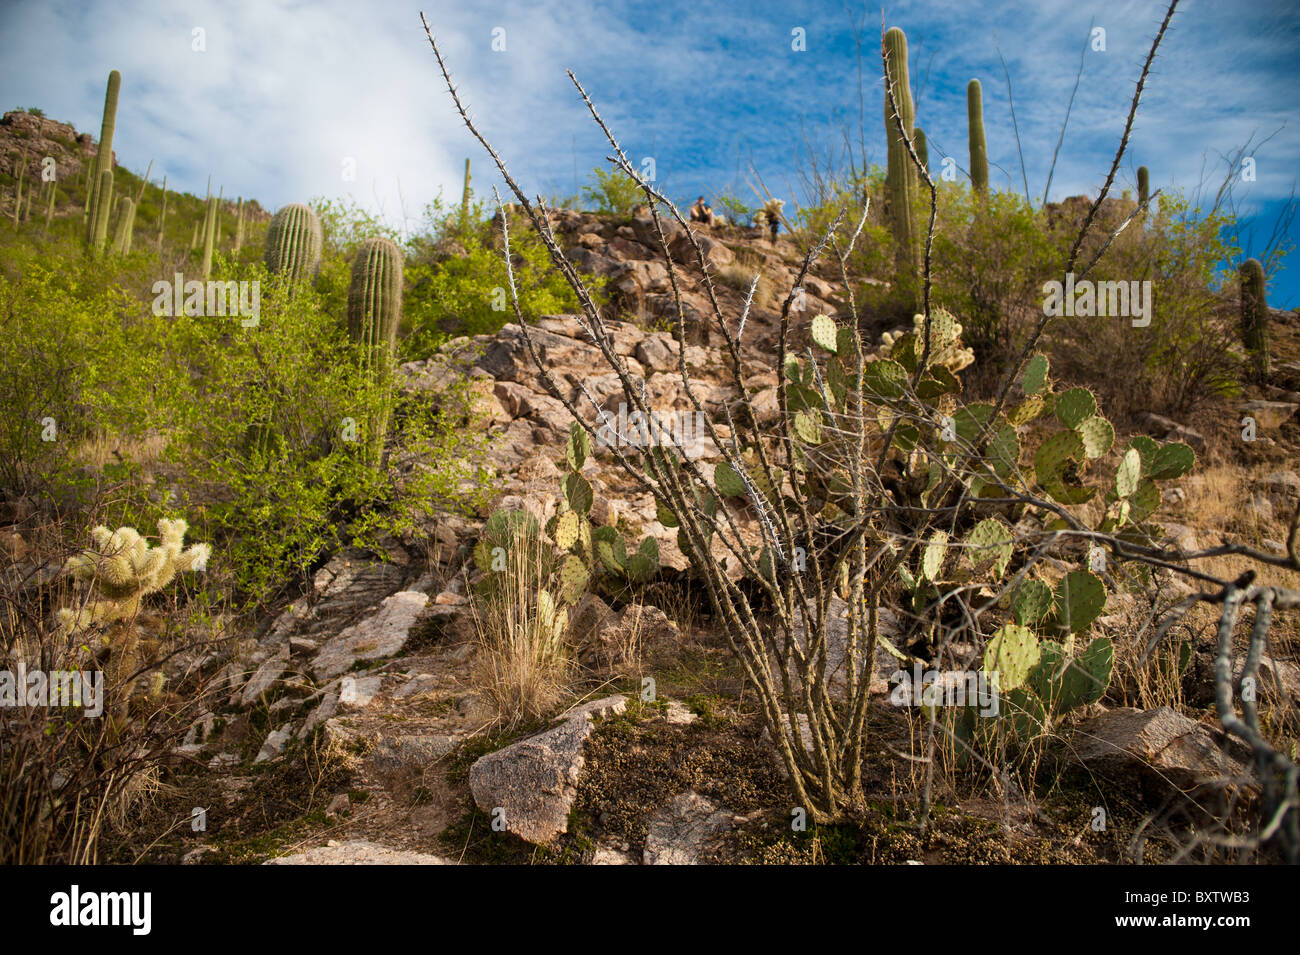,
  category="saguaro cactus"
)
[1137,165,1149,207]
[156,175,167,252]
[44,177,56,231]
[347,237,404,463]
[1240,257,1269,383]
[967,79,989,197]
[88,169,114,251]
[200,194,217,279]
[264,202,323,282]
[234,197,245,252]
[883,26,919,298]
[460,157,471,235]
[914,127,928,174]
[85,70,120,246]
[111,195,135,254]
